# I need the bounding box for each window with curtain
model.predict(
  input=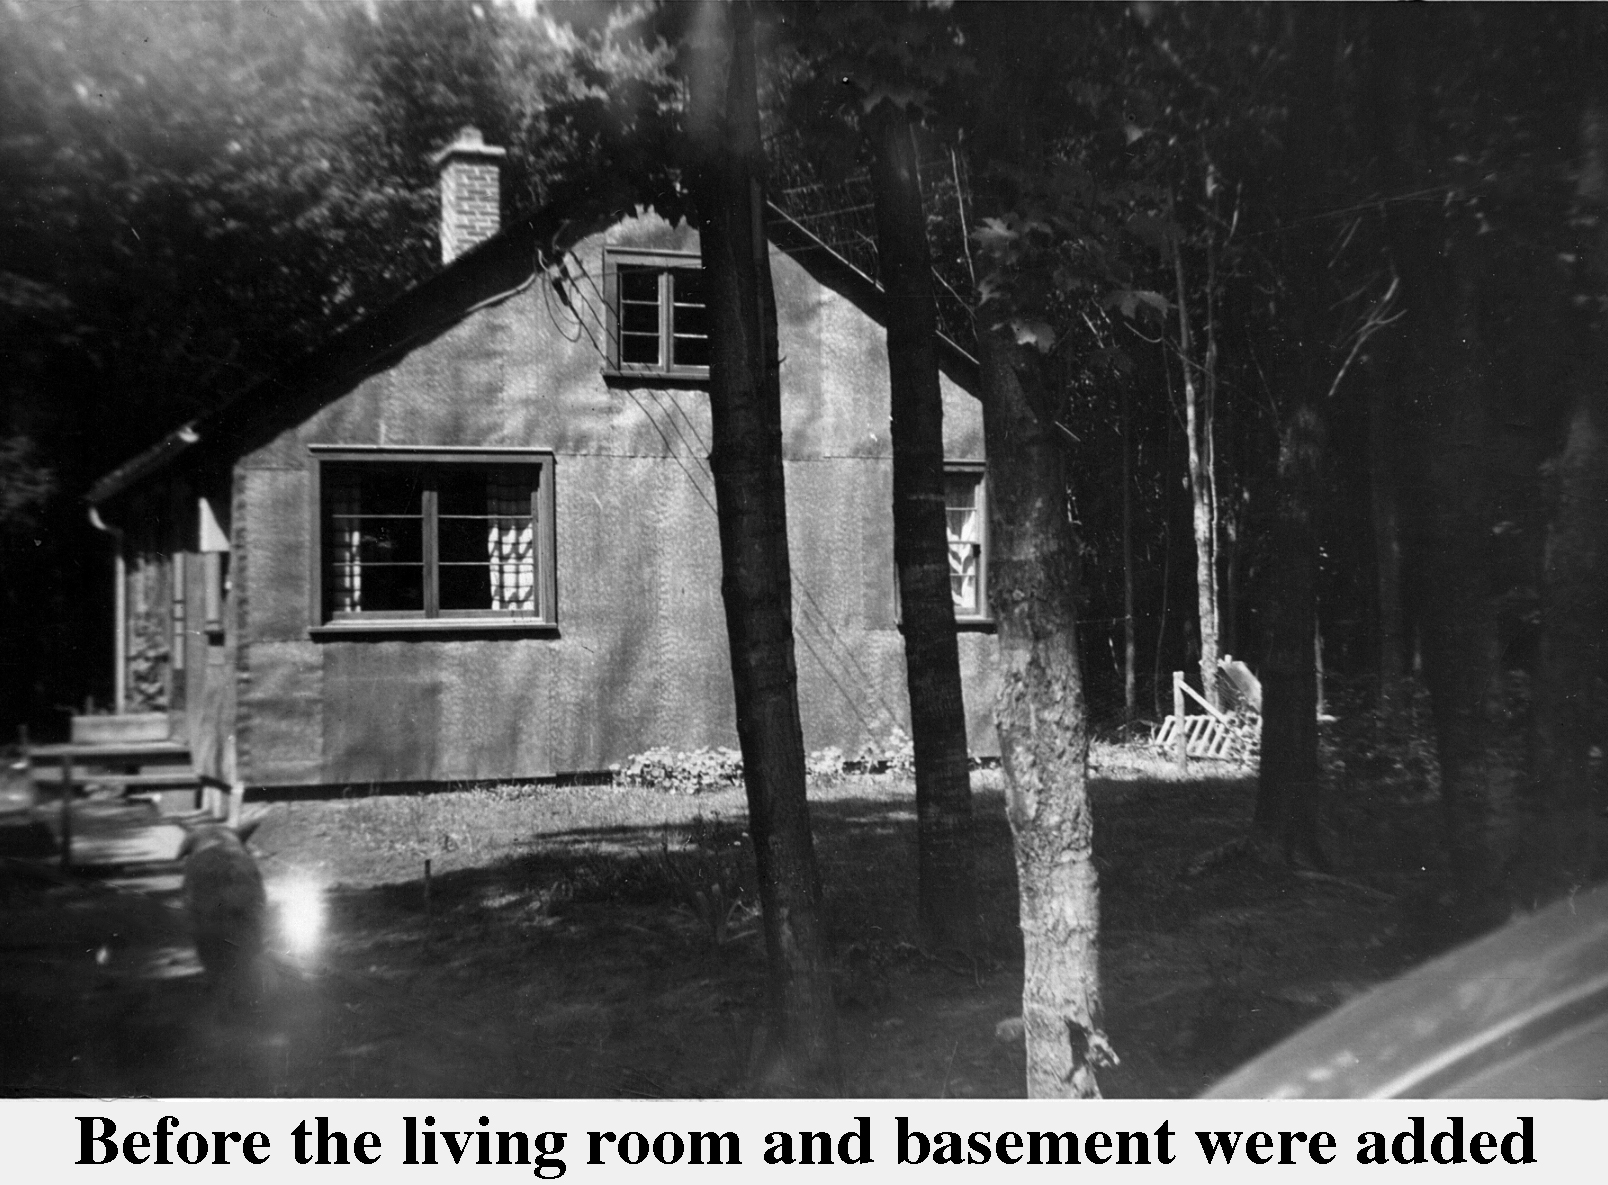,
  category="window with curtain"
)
[945,467,988,619]
[313,448,555,629]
